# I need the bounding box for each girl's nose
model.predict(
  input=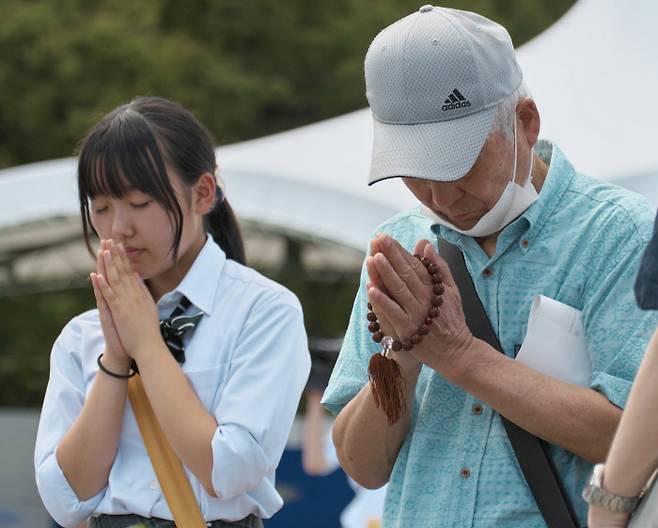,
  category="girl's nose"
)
[111,212,134,240]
